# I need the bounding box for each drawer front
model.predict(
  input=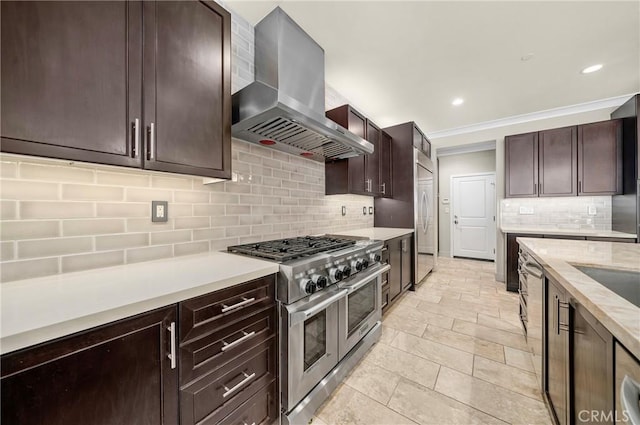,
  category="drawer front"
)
[218,381,277,425]
[180,336,277,425]
[180,275,275,344]
[180,307,277,385]
[381,286,390,313]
